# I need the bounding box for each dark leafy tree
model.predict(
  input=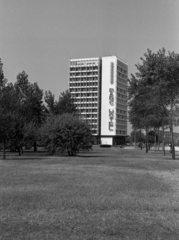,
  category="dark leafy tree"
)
[44,90,56,115]
[130,130,146,143]
[14,71,44,151]
[0,112,16,159]
[0,58,4,83]
[147,130,155,144]
[40,113,93,156]
[23,121,40,149]
[8,115,25,155]
[128,49,179,158]
[125,136,132,144]
[0,75,17,159]
[56,90,77,115]
[158,51,179,159]
[128,85,160,152]
[146,49,179,159]
[44,90,77,115]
